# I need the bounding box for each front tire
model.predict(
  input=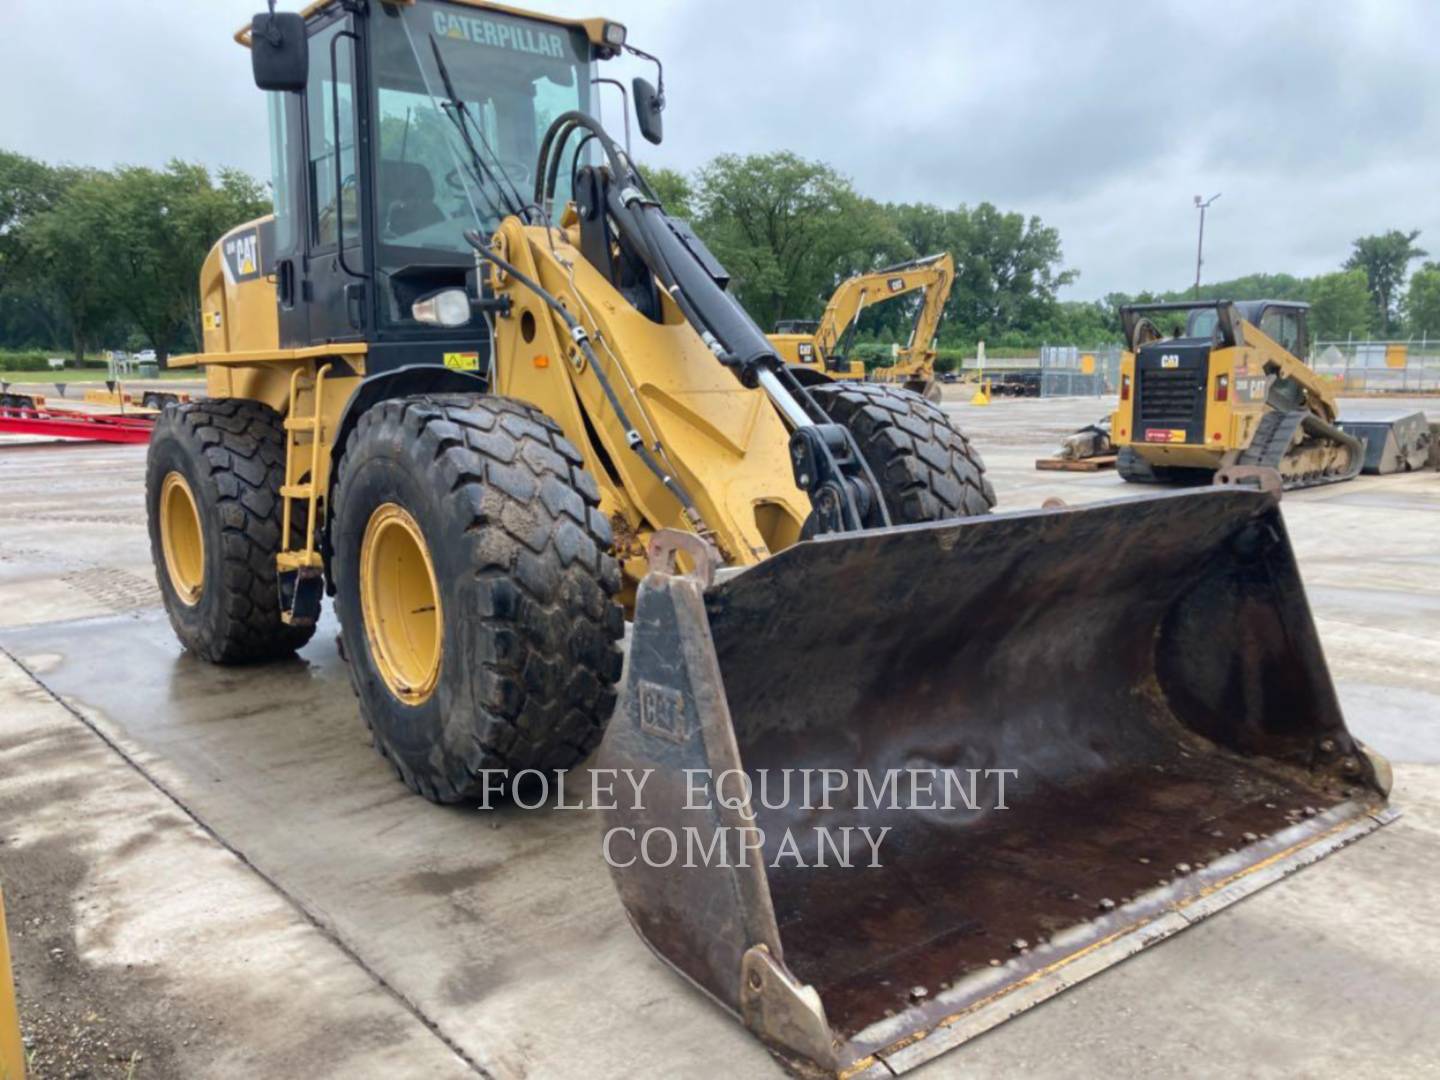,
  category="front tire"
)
[331,394,624,803]
[811,382,995,523]
[145,399,316,662]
